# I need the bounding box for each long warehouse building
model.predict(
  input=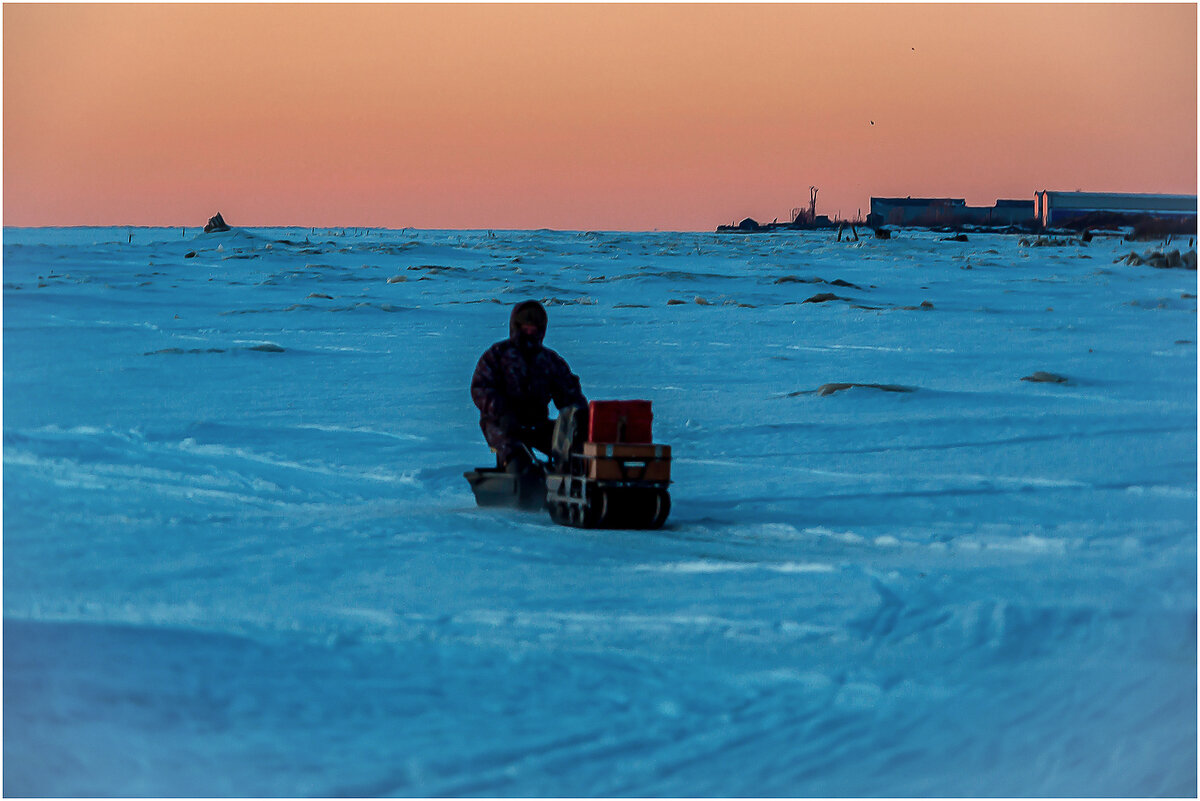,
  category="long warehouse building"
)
[1035,191,1197,227]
